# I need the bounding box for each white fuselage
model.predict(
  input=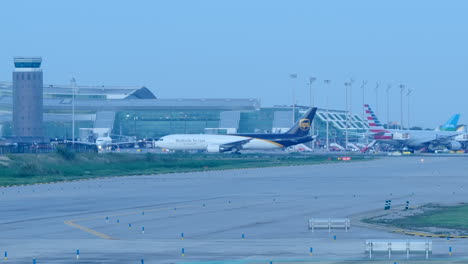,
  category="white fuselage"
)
[96,137,112,147]
[374,129,464,149]
[154,134,282,151]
